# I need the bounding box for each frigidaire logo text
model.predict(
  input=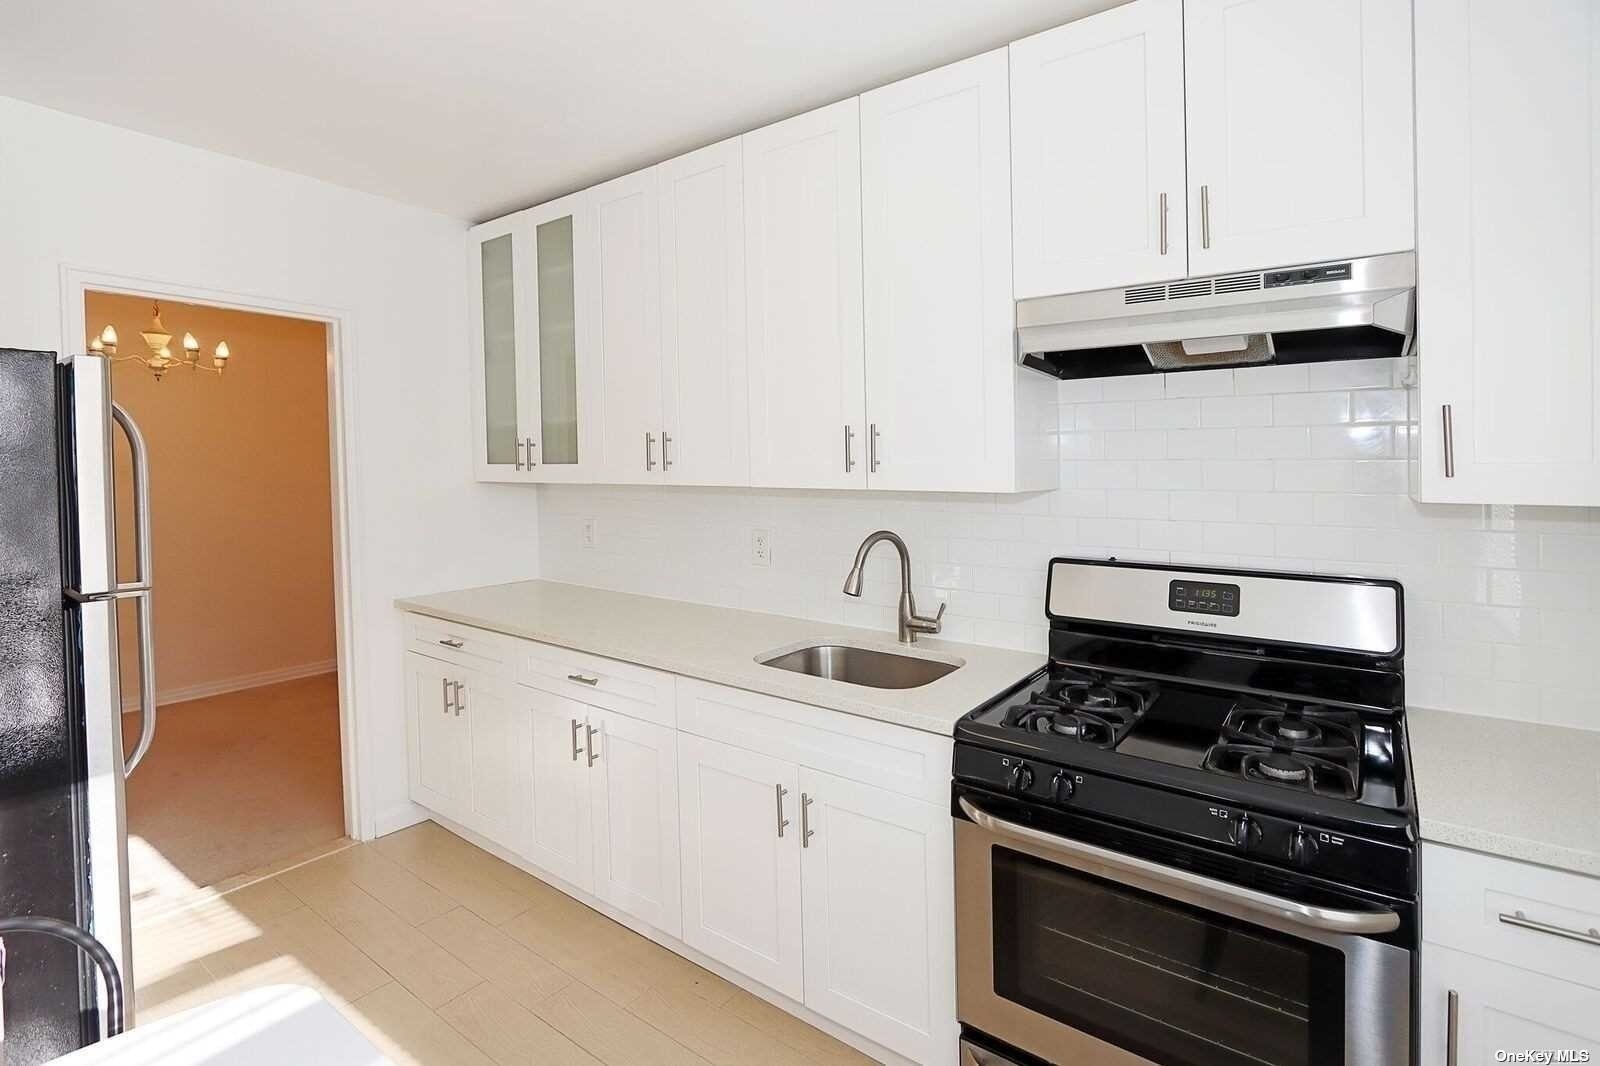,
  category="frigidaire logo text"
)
[1185,619,1219,629]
